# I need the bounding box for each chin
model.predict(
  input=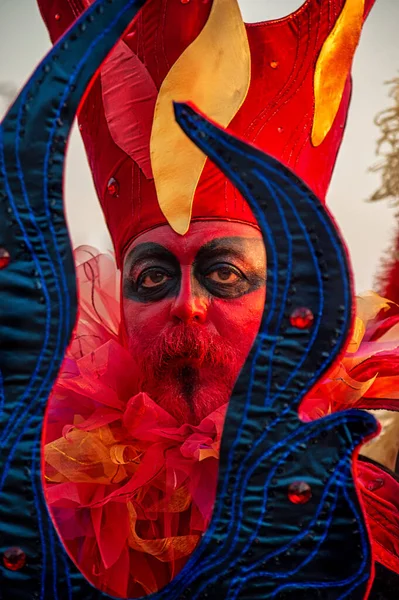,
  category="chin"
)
[142,363,237,426]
